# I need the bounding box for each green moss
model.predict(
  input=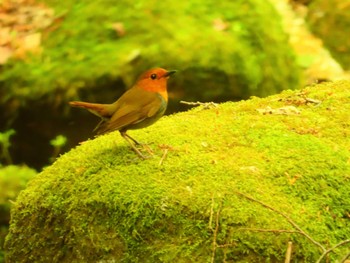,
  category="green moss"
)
[307,0,350,70]
[4,80,350,262]
[0,0,301,109]
[0,165,37,263]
